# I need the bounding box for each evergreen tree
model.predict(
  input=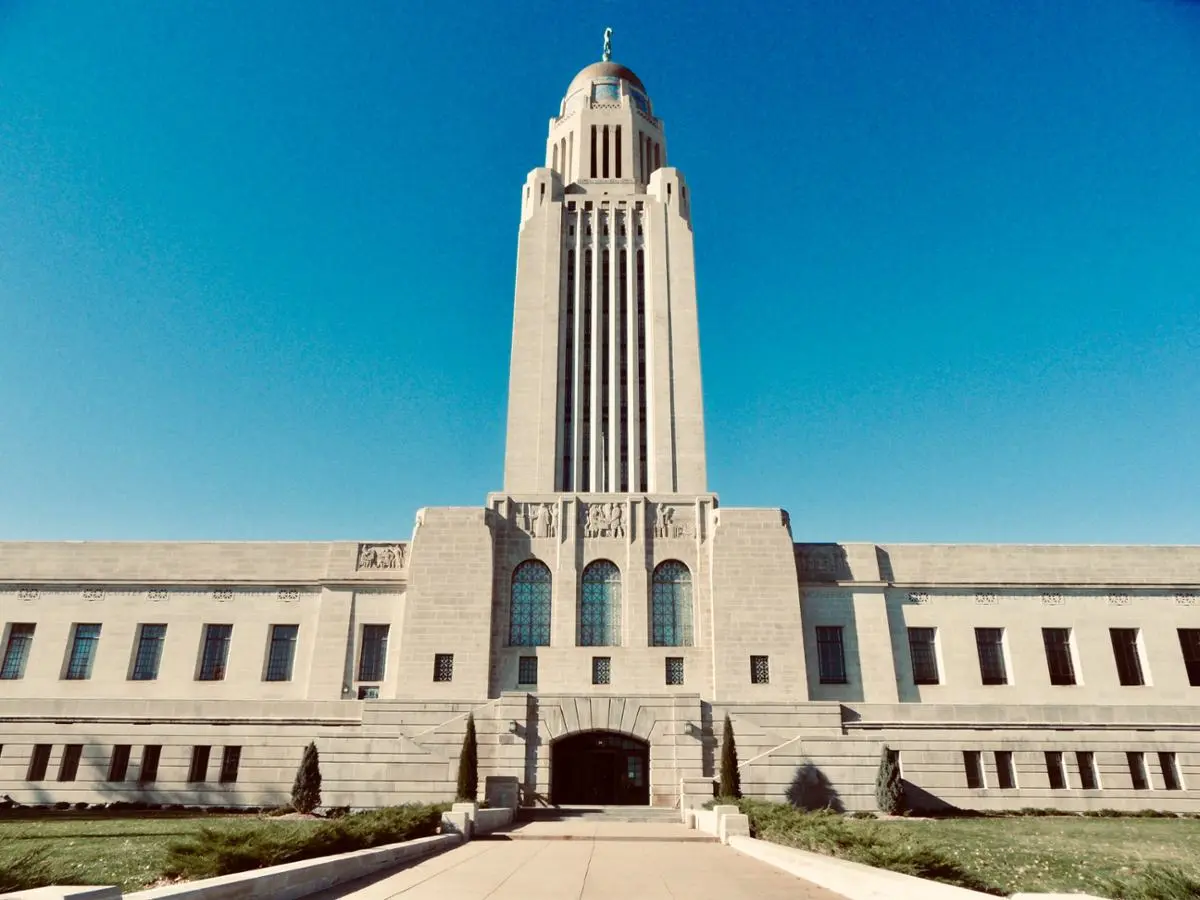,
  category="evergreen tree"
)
[874,745,905,815]
[718,714,742,799]
[456,713,479,802]
[292,741,322,814]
